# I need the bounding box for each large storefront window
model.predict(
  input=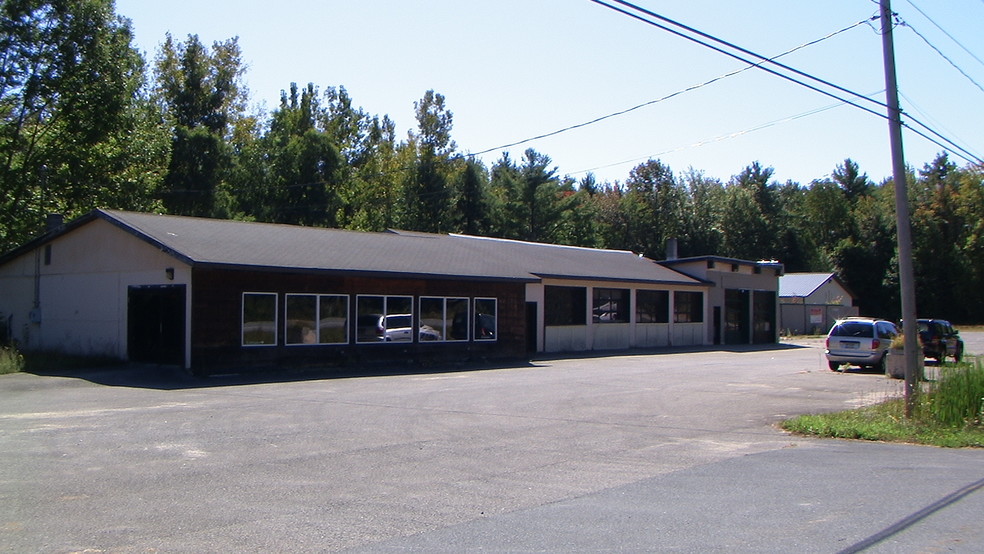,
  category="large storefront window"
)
[420,297,470,342]
[673,291,703,323]
[356,295,413,343]
[636,290,669,323]
[320,295,349,344]
[474,298,497,341]
[242,292,277,346]
[285,294,348,345]
[593,288,629,323]
[545,286,586,326]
